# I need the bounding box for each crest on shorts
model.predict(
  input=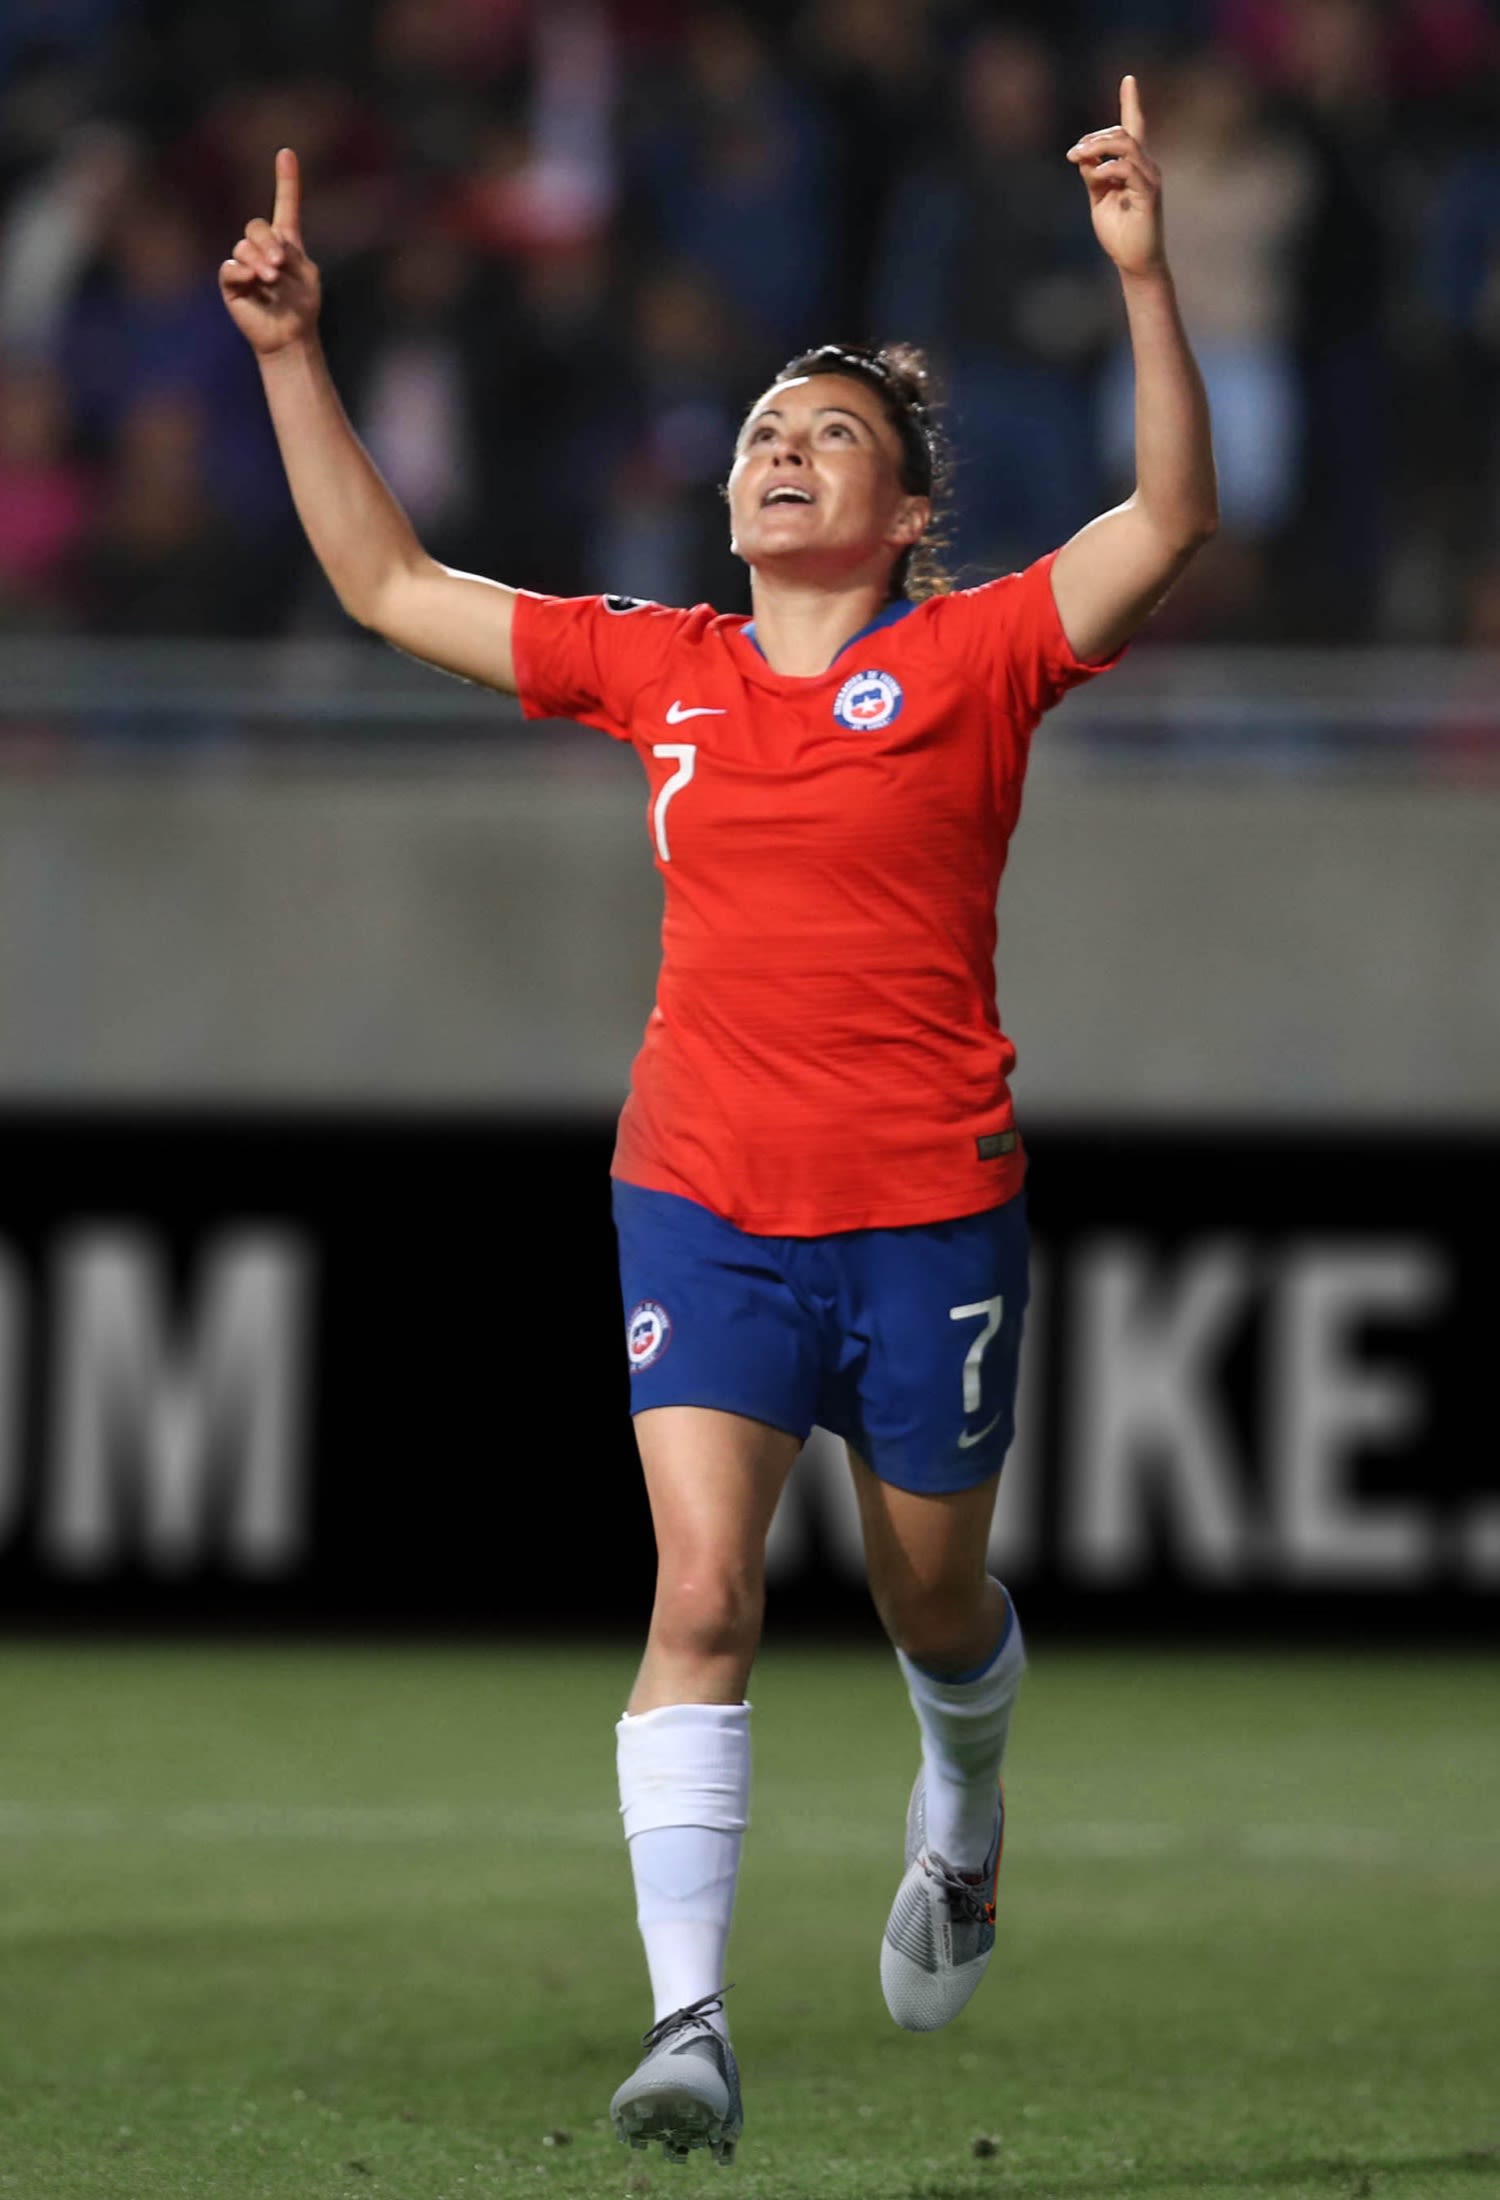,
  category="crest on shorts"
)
[833,668,904,732]
[626,1299,672,1372]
